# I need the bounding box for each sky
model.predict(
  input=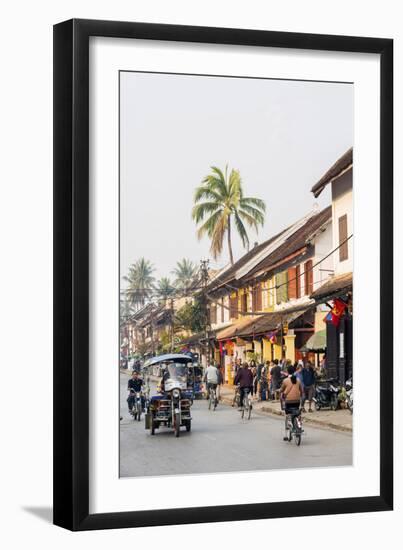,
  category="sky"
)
[120,71,353,284]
